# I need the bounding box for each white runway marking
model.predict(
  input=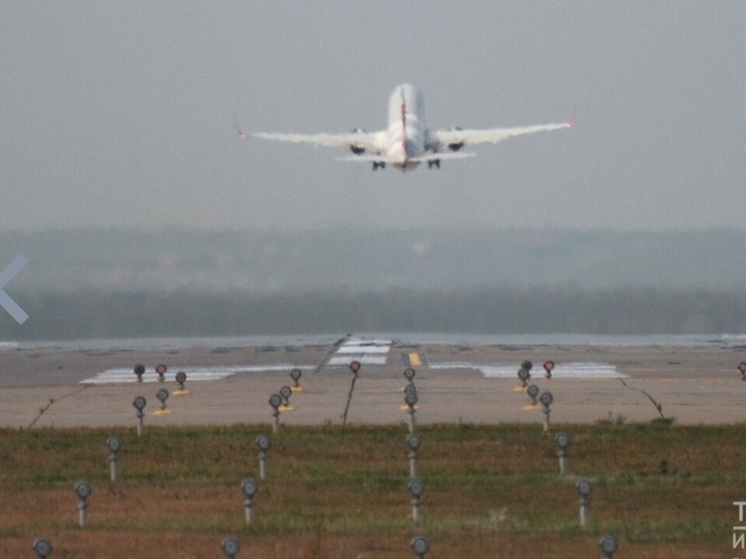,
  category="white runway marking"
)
[429,361,627,379]
[327,338,392,367]
[336,345,391,354]
[80,365,312,385]
[328,355,389,366]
